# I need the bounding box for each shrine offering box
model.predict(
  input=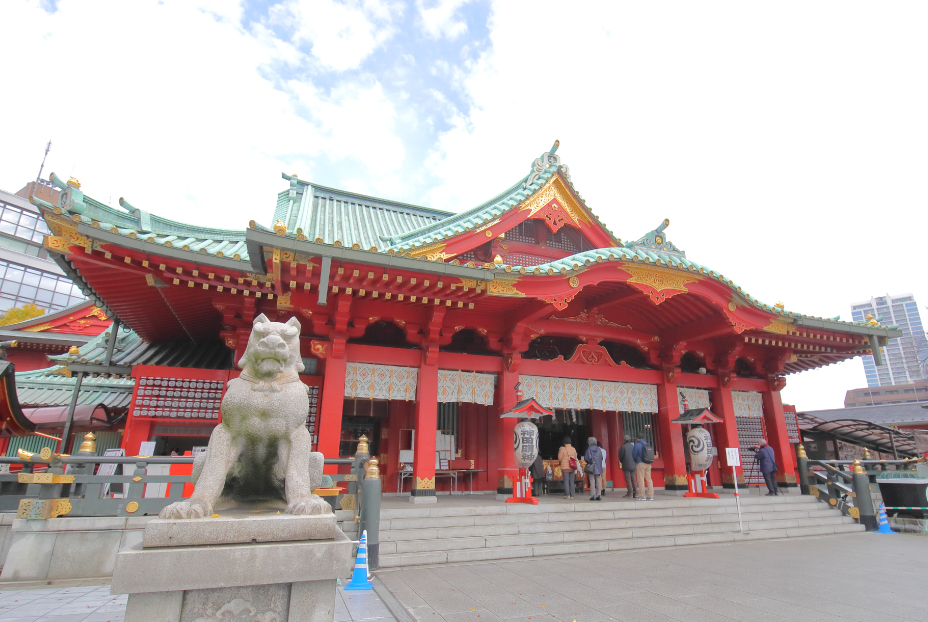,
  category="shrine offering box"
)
[450,459,471,470]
